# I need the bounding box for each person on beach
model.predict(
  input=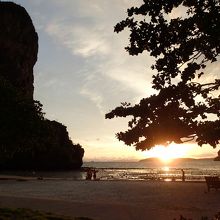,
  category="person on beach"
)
[86,168,92,180]
[92,169,98,180]
[181,169,185,182]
